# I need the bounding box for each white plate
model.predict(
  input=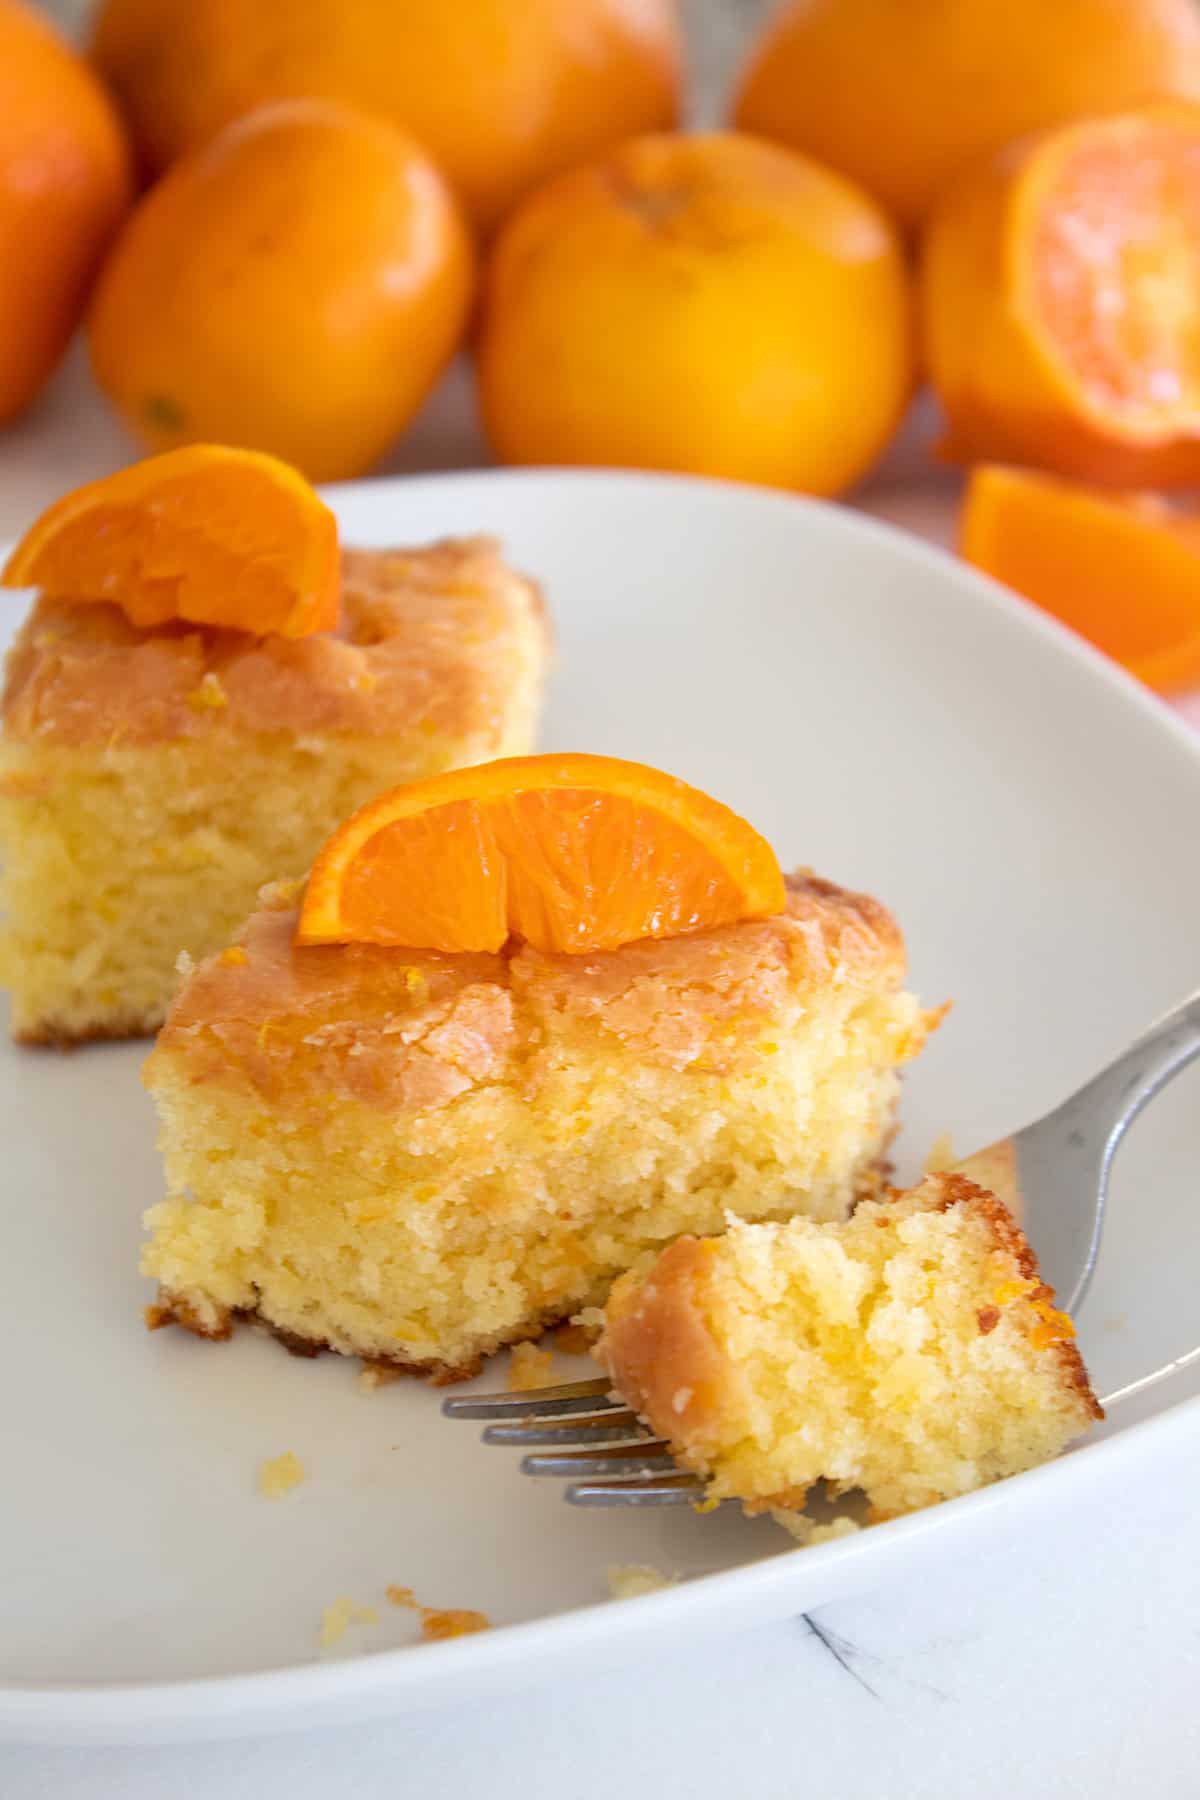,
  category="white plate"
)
[2,469,1198,1747]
